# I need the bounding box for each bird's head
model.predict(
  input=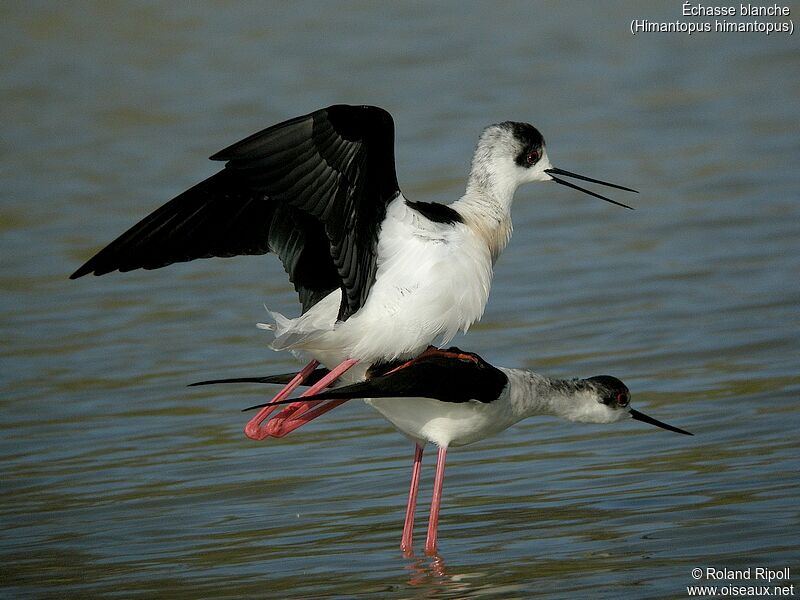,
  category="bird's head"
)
[471,122,637,210]
[567,375,692,435]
